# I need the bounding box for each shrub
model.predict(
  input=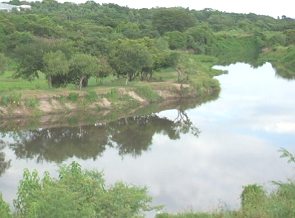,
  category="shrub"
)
[0,93,22,106]
[67,92,79,102]
[85,90,98,102]
[135,86,161,102]
[0,194,11,218]
[13,162,155,218]
[24,98,39,108]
